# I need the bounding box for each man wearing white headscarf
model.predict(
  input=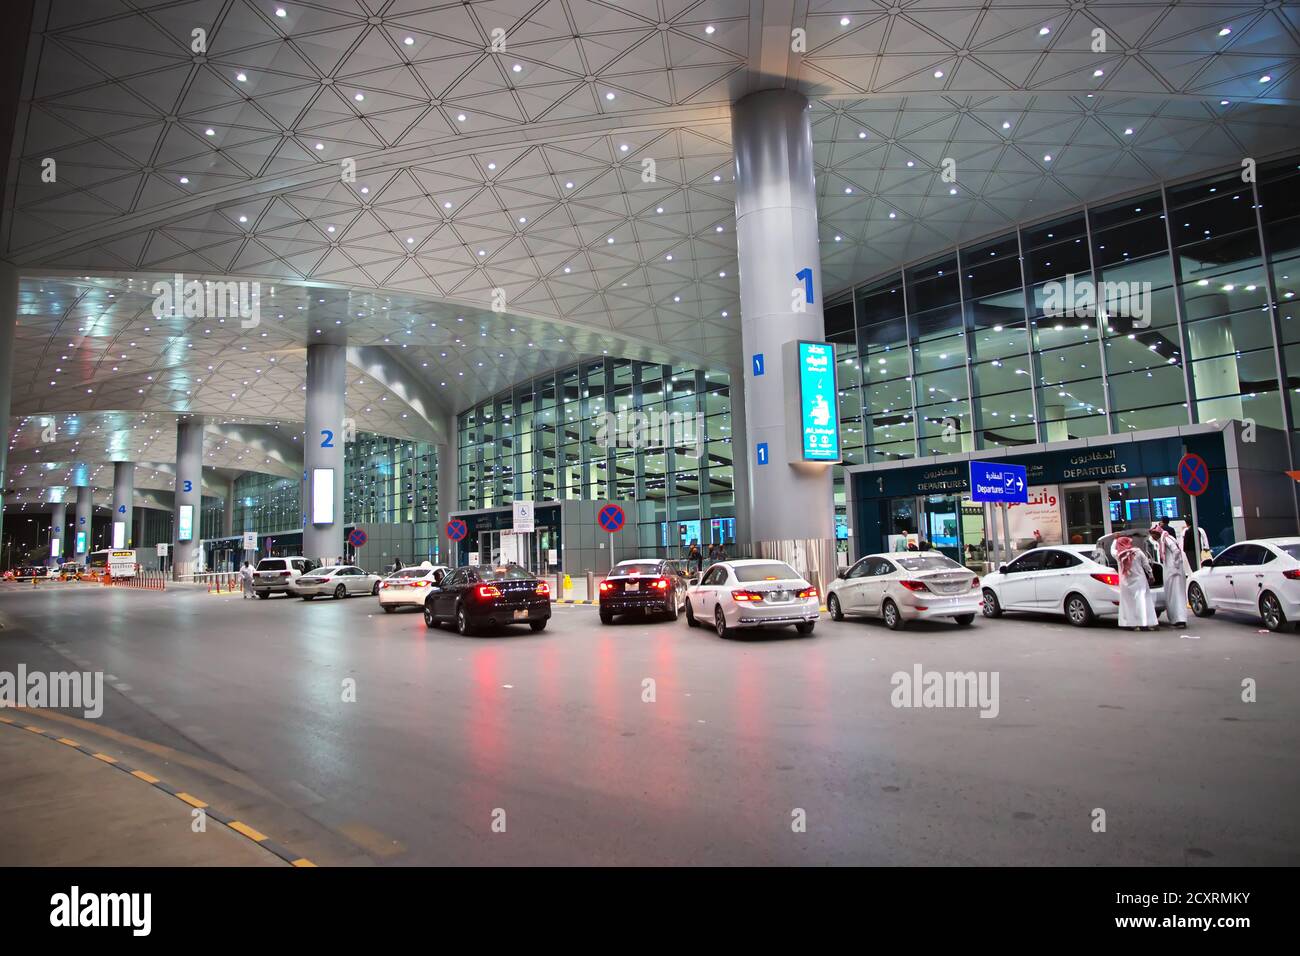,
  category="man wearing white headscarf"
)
[1152,521,1190,628]
[1116,535,1159,631]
